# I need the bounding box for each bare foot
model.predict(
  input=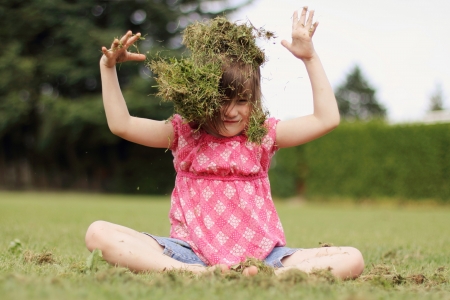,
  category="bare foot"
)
[188,264,229,275]
[242,265,258,276]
